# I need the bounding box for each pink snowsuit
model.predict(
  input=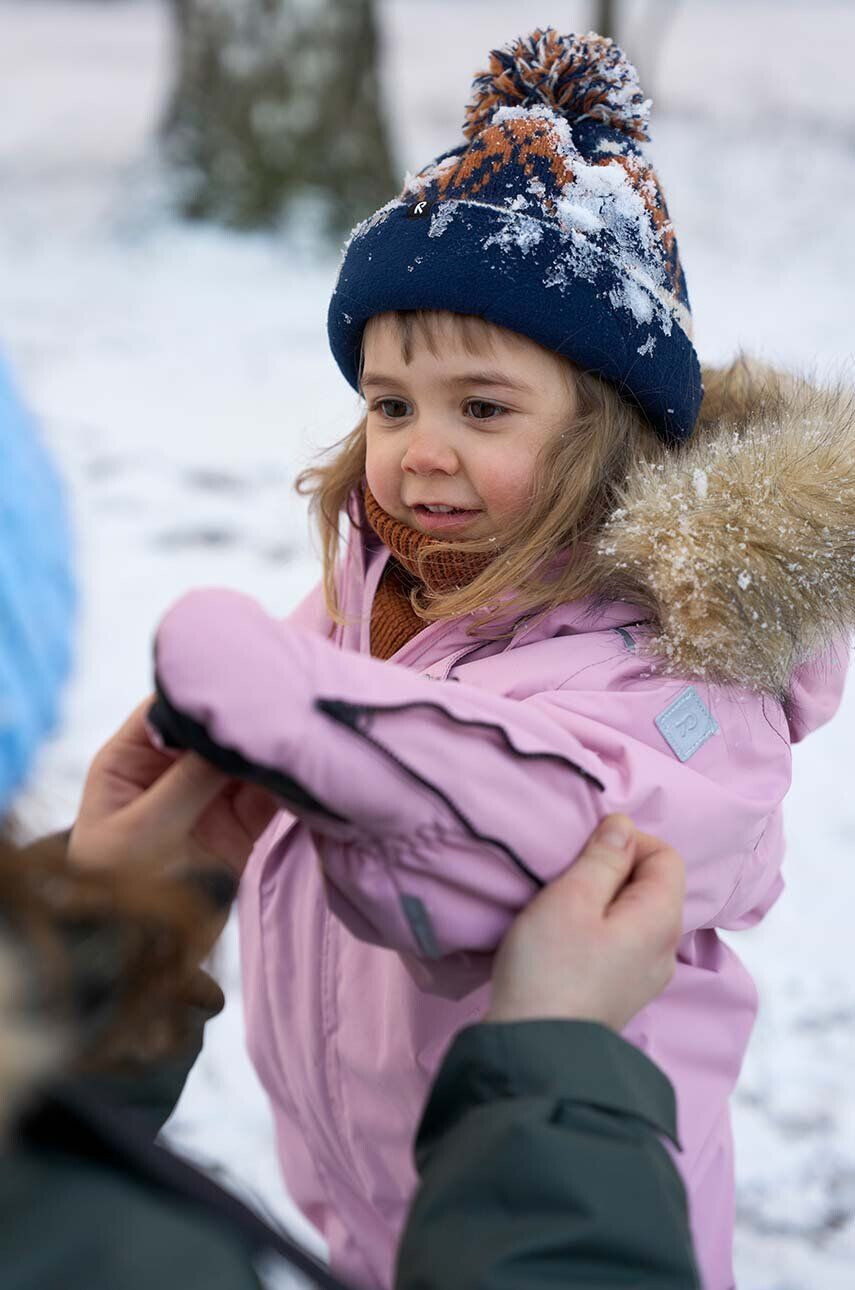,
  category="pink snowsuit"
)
[153,369,853,1289]
[154,556,846,1289]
